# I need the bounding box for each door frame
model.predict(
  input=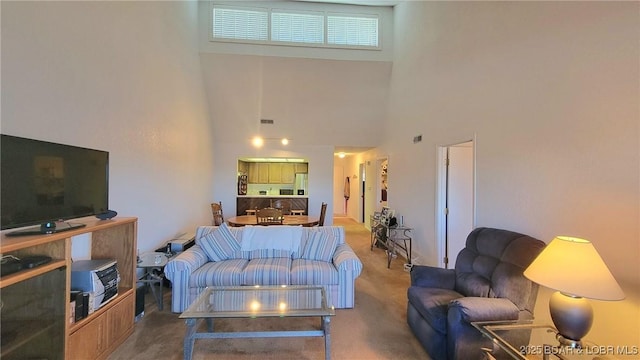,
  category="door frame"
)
[359,163,365,223]
[436,138,476,268]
